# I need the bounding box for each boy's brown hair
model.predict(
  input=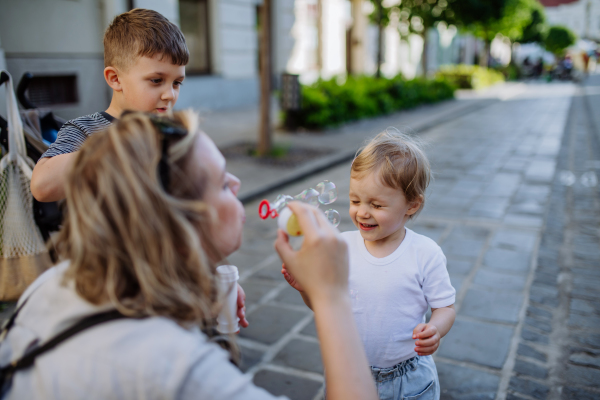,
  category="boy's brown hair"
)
[104,8,189,70]
[351,128,431,218]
